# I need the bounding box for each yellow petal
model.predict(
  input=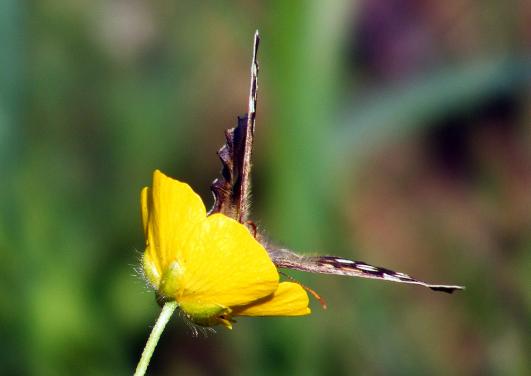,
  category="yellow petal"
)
[140,187,149,238]
[143,170,207,286]
[232,282,311,317]
[178,213,278,308]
